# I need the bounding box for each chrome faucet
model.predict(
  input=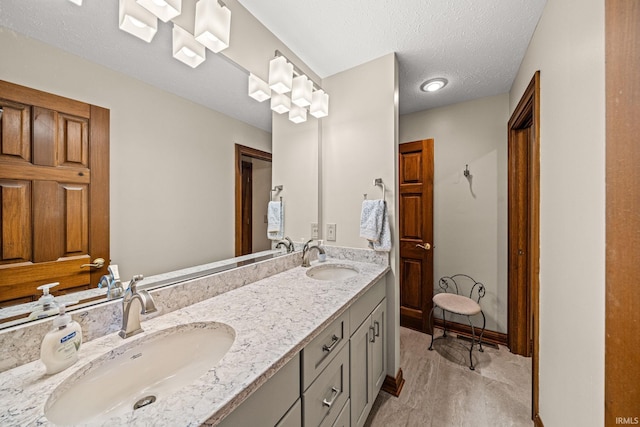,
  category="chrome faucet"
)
[98,264,124,299]
[119,275,157,339]
[275,237,295,253]
[302,240,325,267]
